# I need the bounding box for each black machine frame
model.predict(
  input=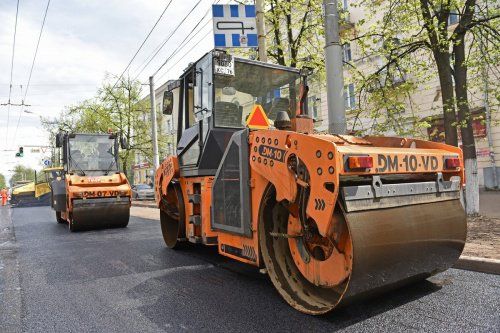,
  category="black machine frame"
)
[170,50,302,177]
